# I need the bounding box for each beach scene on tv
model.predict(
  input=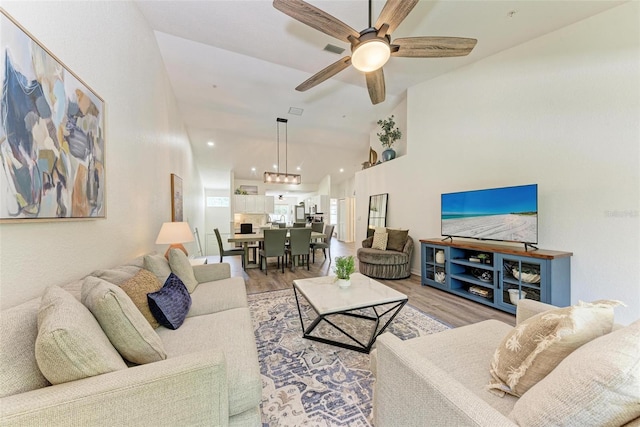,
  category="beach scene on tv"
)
[441,185,538,244]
